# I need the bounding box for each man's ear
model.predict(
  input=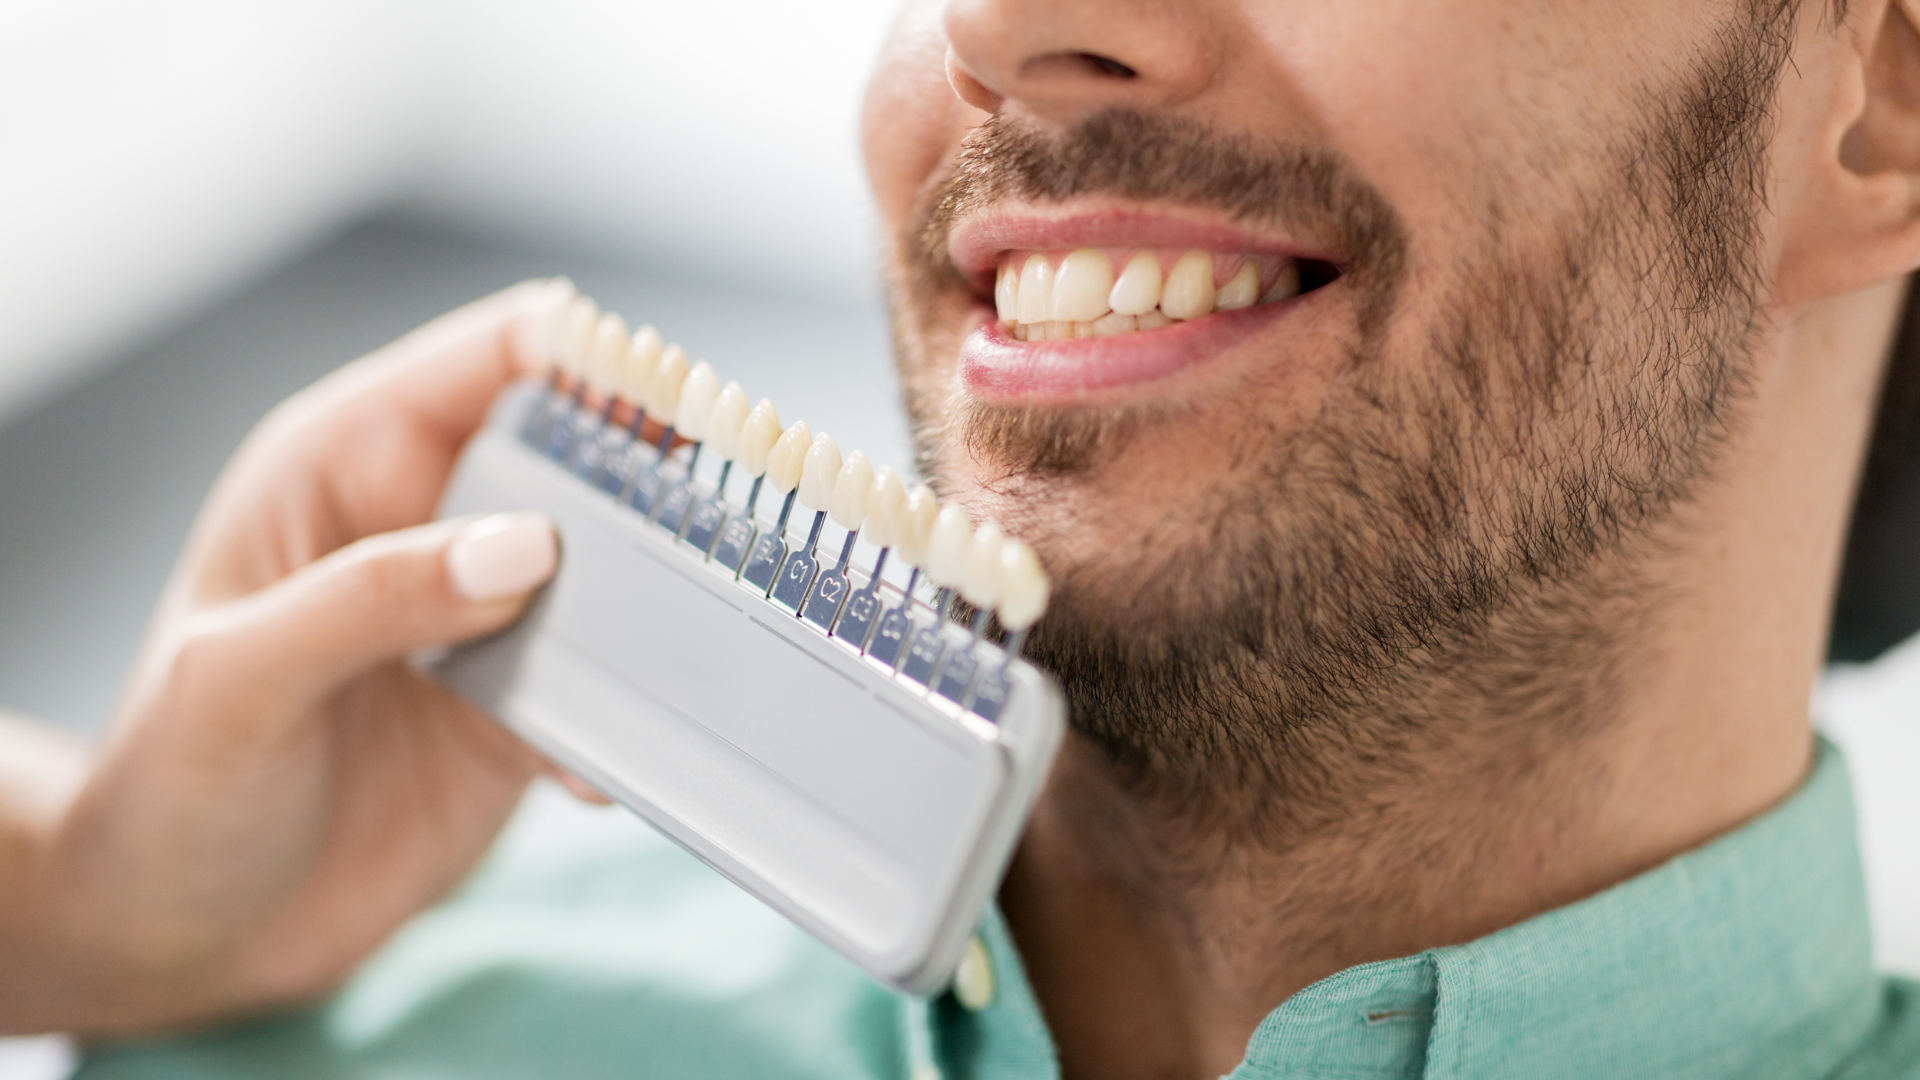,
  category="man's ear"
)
[1778,0,1920,305]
